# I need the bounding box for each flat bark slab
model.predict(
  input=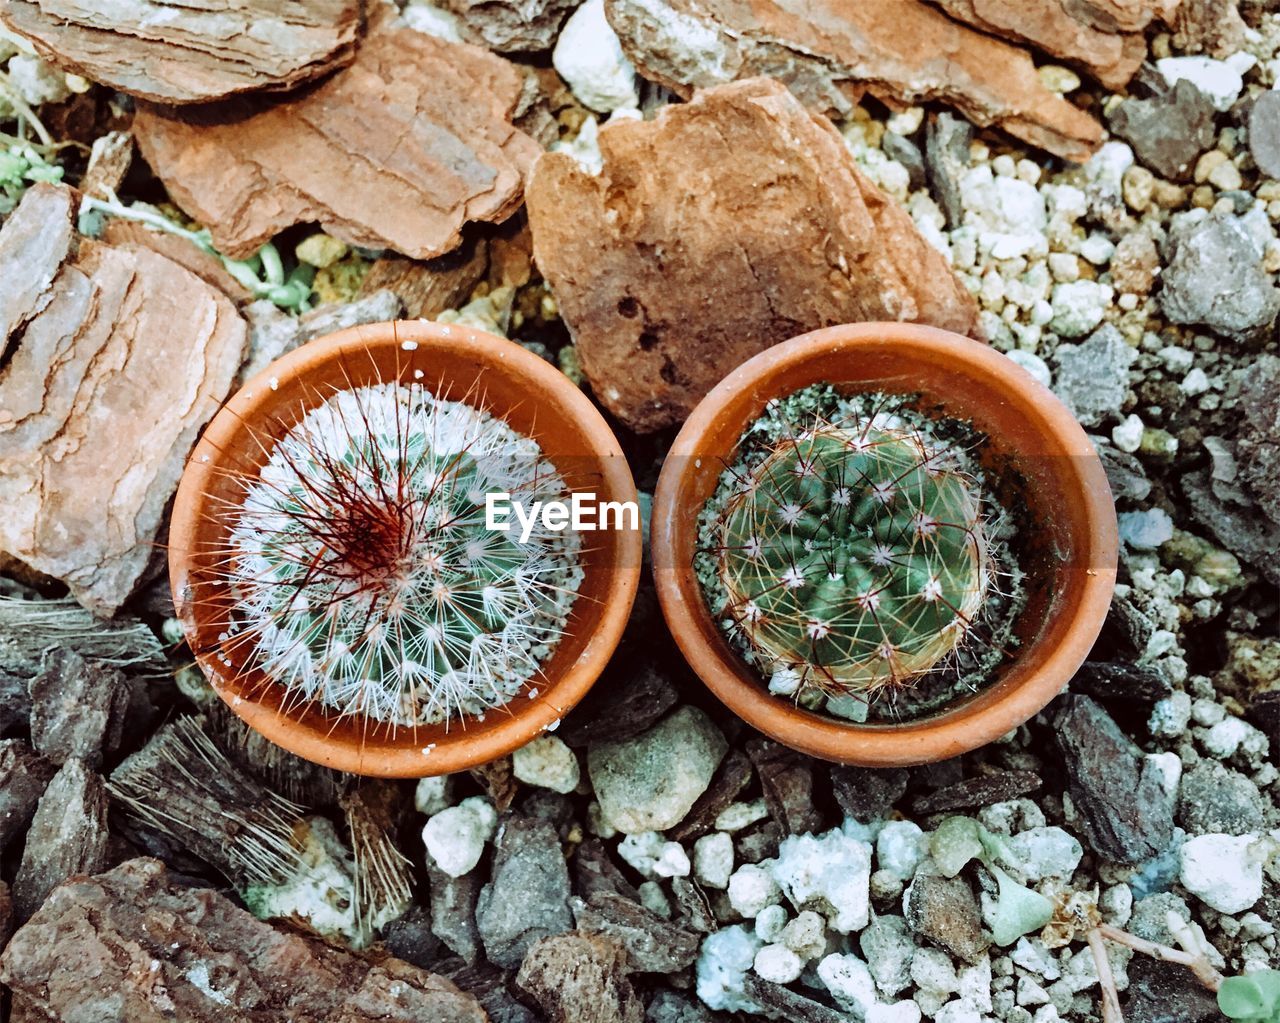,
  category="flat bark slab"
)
[0,858,487,1023]
[0,184,248,617]
[132,24,541,261]
[526,78,981,433]
[925,0,1161,89]
[0,0,363,105]
[603,0,1104,162]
